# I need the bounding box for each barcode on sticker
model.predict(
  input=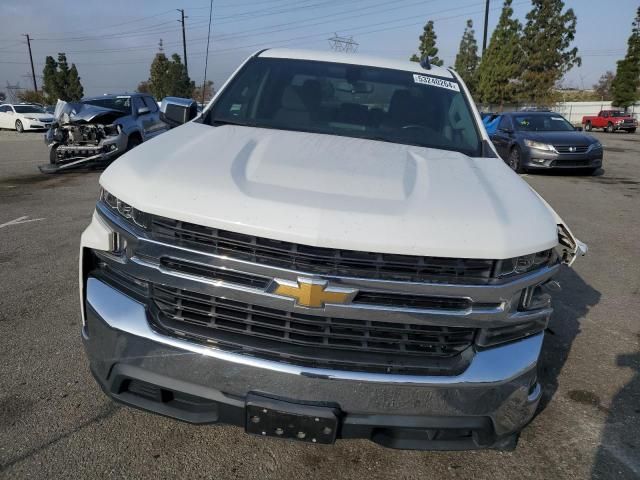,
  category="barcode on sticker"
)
[413,74,460,92]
